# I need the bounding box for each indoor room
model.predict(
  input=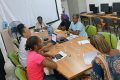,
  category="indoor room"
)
[0,0,120,80]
